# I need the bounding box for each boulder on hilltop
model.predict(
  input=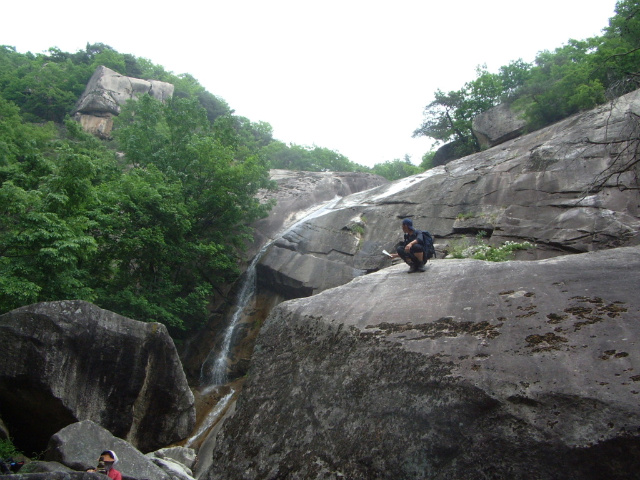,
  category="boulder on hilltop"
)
[73,65,174,138]
[472,101,527,149]
[0,300,195,454]
[206,246,640,480]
